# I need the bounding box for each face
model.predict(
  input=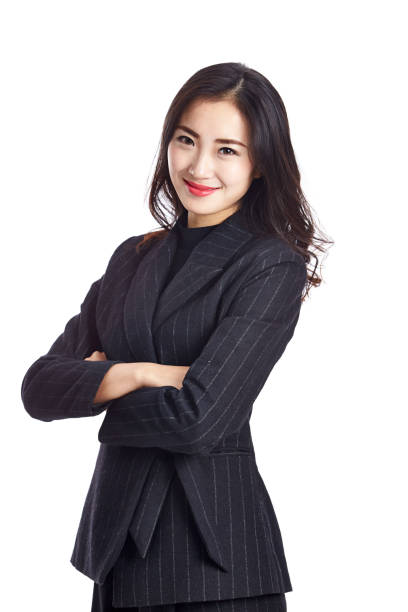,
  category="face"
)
[167,98,260,228]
